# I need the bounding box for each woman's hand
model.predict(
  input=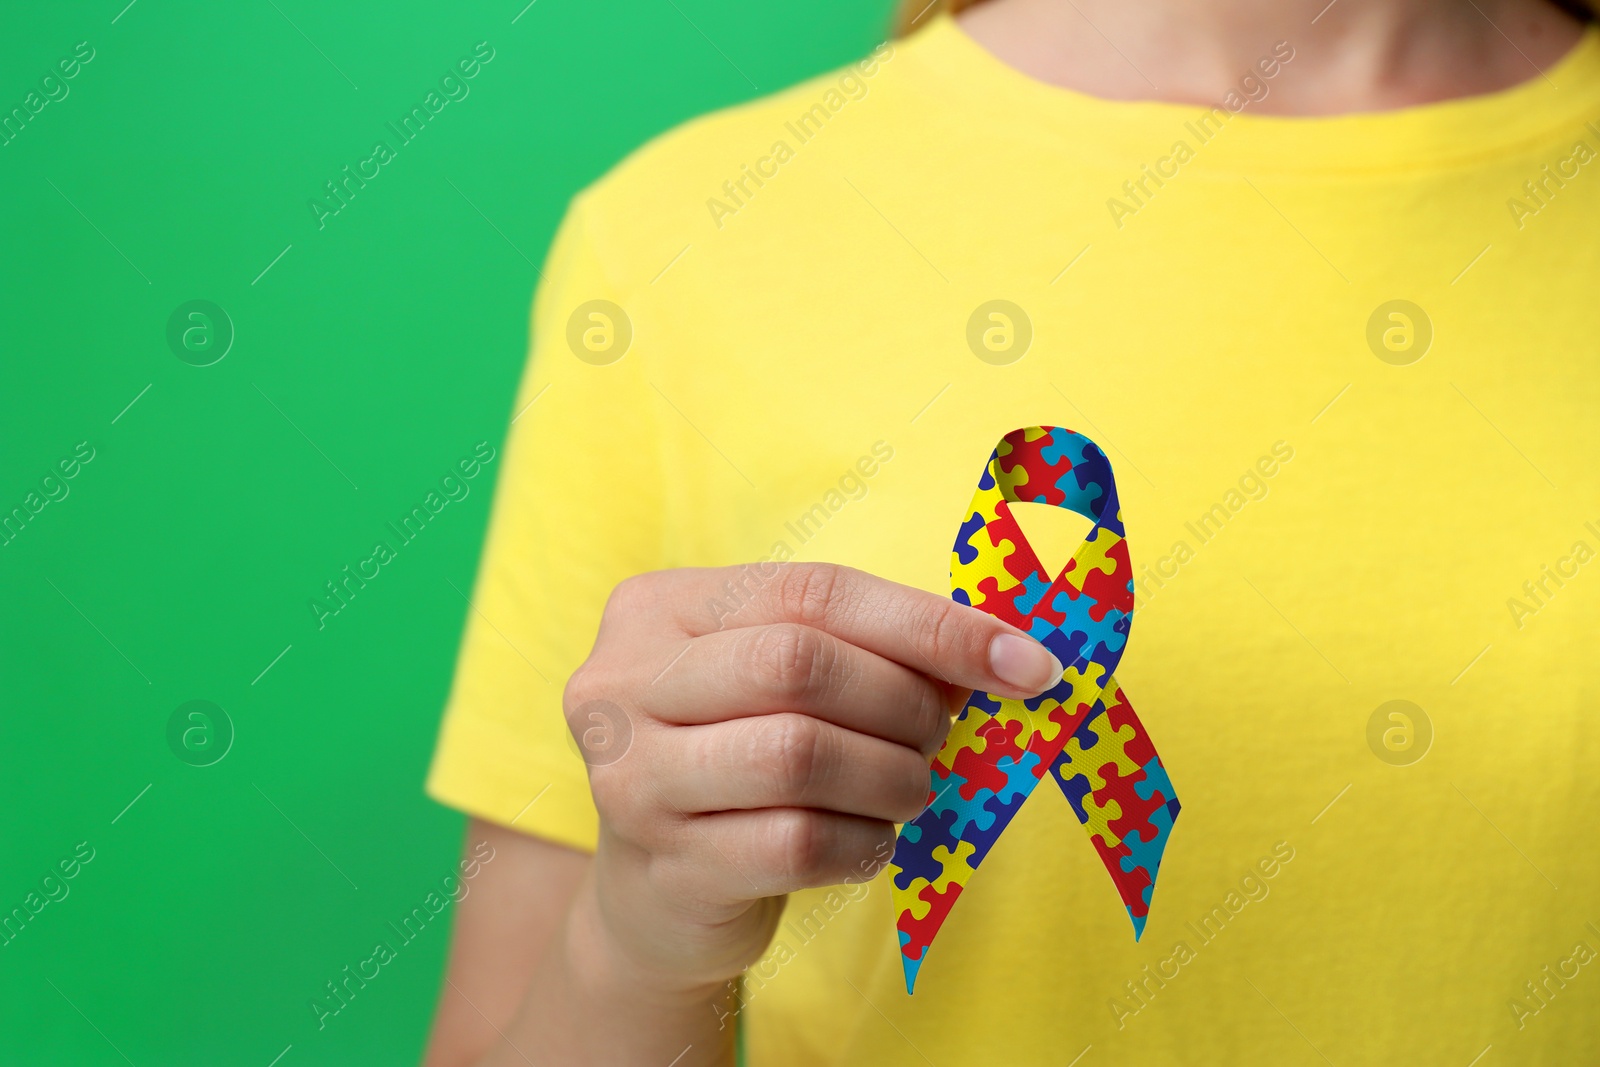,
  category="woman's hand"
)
[566,562,1064,994]
[437,561,1064,1067]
